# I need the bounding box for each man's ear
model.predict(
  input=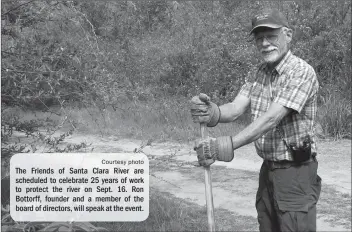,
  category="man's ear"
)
[283,27,293,43]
